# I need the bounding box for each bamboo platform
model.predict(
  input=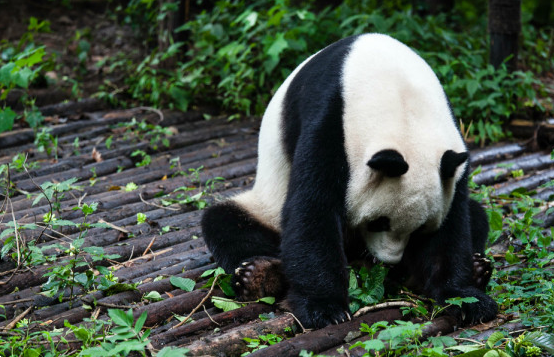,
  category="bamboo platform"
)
[0,101,553,356]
